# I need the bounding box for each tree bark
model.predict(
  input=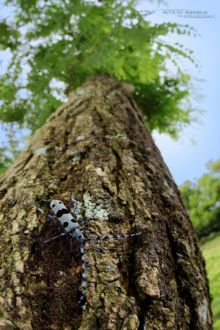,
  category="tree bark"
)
[0,74,212,330]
